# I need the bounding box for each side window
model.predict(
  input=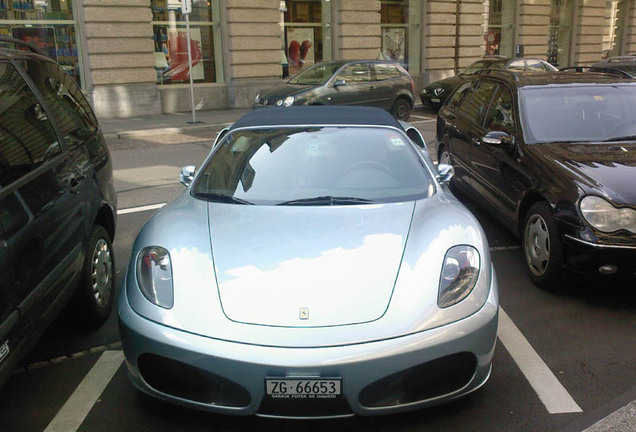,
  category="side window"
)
[0,62,61,186]
[336,63,372,83]
[373,63,400,81]
[446,81,475,111]
[526,59,548,71]
[23,59,98,148]
[459,80,498,125]
[484,86,516,136]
